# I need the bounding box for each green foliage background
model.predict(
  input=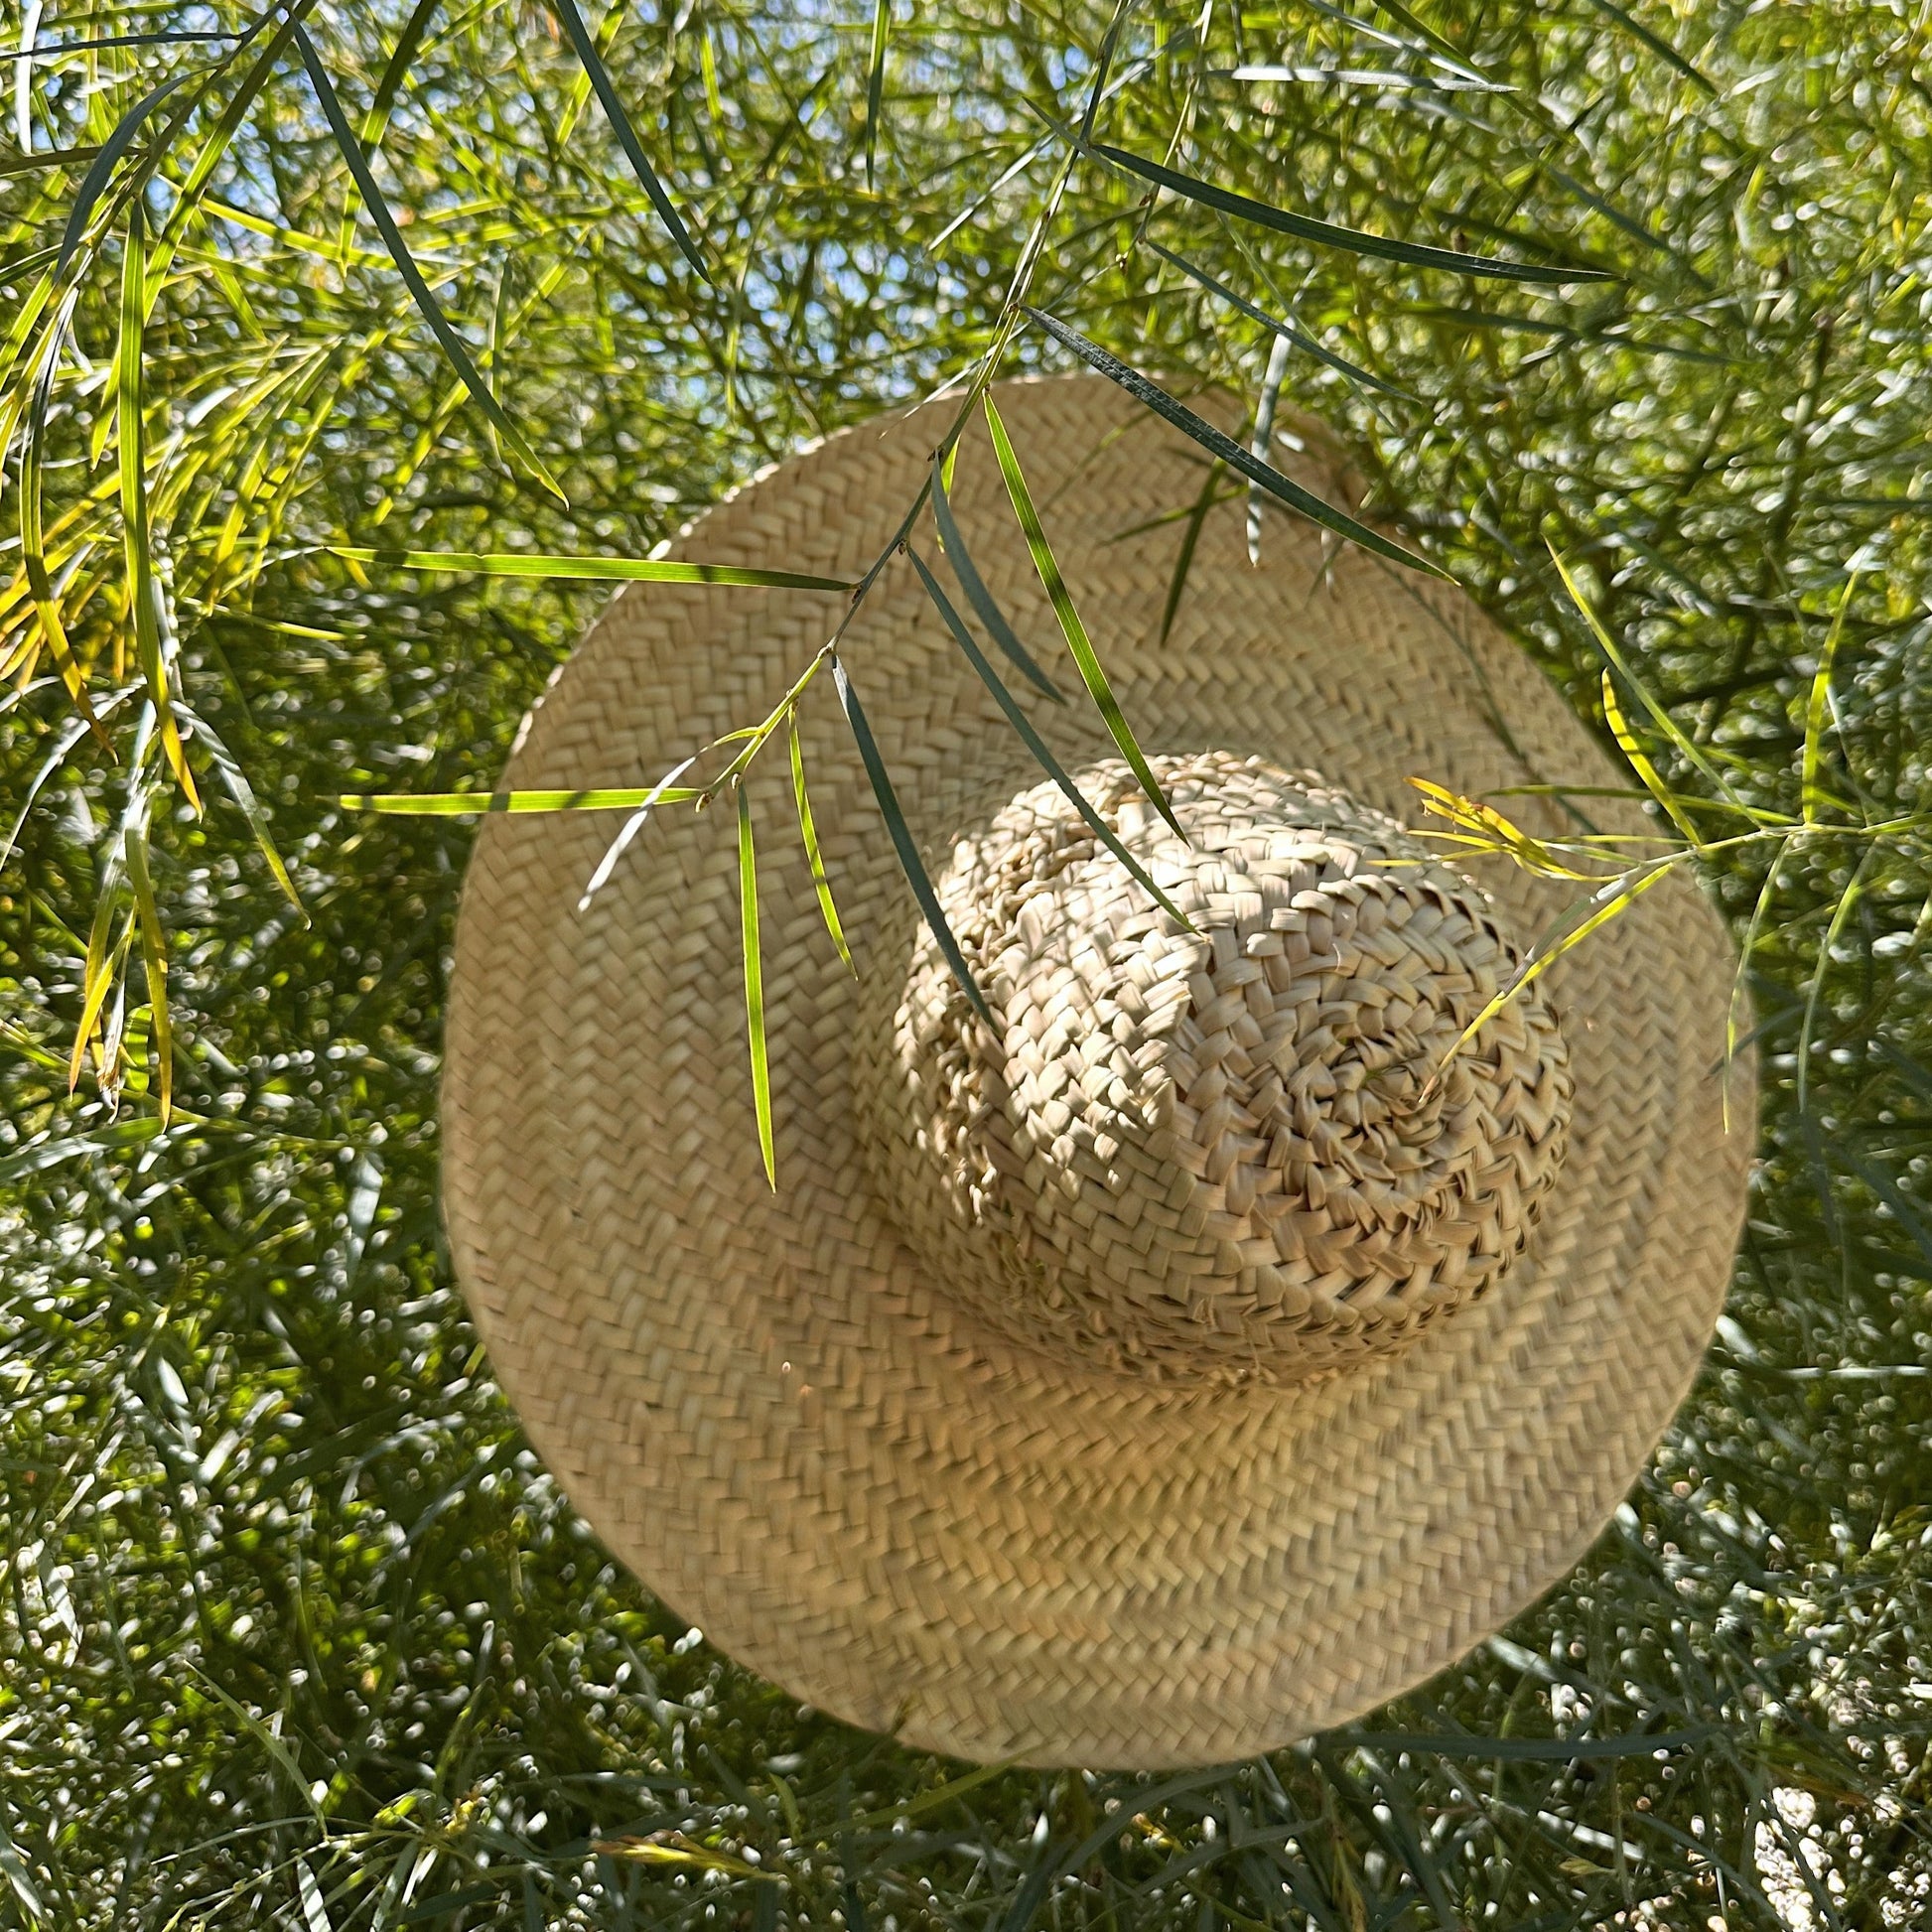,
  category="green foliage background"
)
[1,0,1929,1925]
